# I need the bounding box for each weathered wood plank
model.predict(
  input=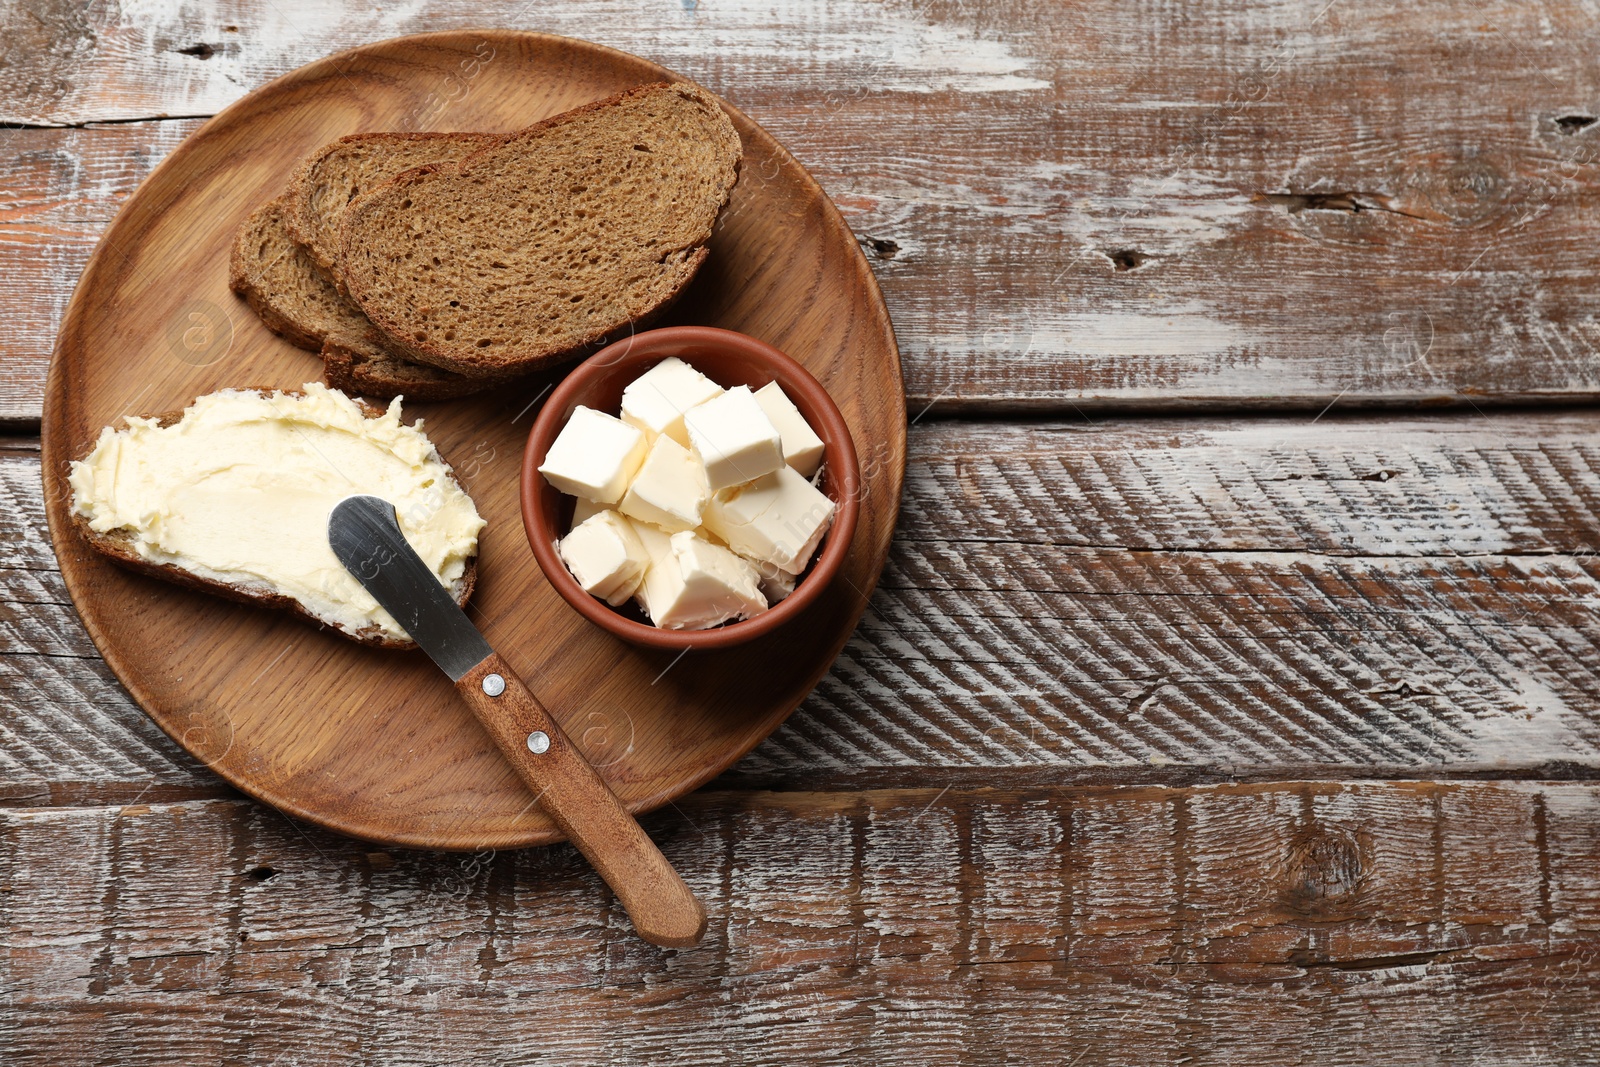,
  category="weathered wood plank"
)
[12,411,1600,802]
[4,781,1599,1065]
[0,437,214,804]
[0,120,204,426]
[4,1,1600,418]
[9,0,1055,124]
